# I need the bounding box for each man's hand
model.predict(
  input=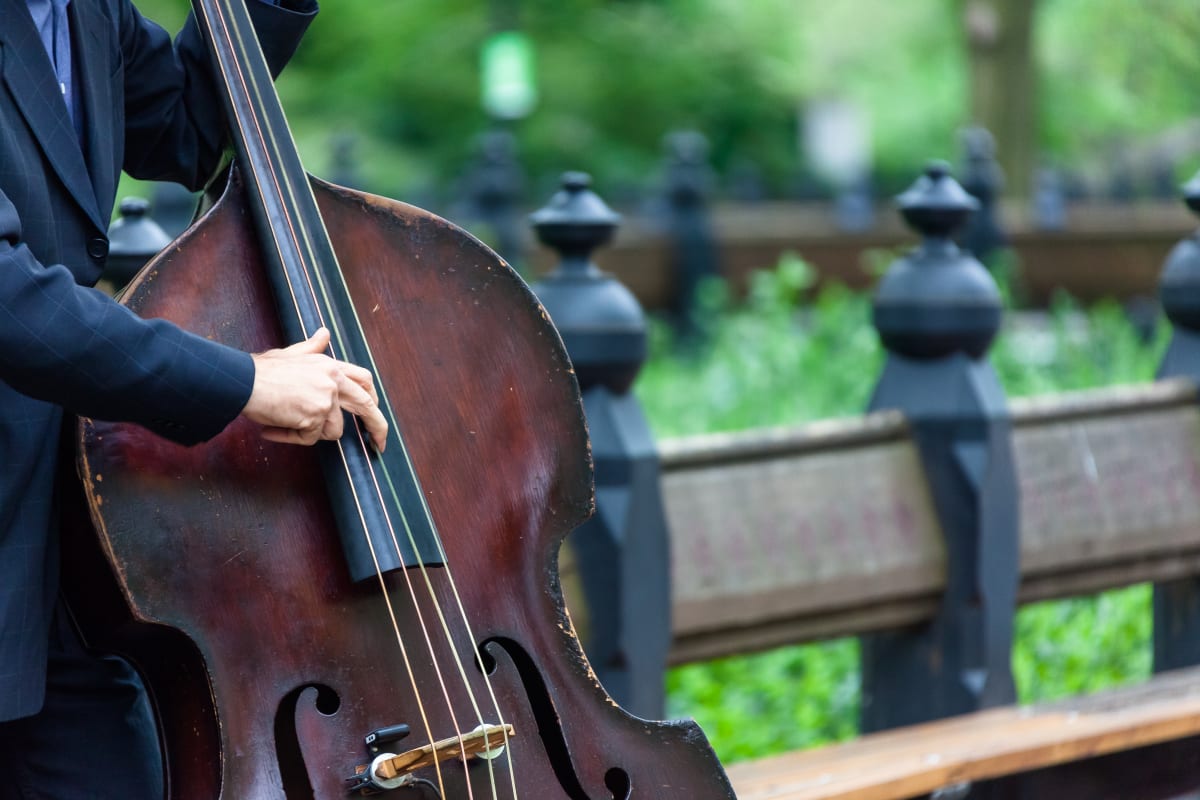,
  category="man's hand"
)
[241,327,388,452]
